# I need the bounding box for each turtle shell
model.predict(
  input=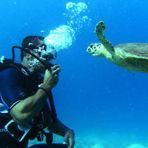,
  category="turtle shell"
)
[115,43,148,59]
